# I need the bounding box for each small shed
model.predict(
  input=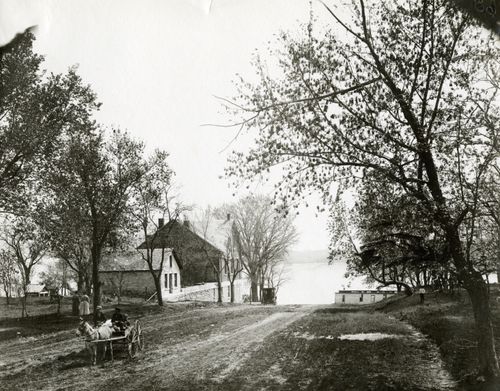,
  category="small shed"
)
[335,289,396,305]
